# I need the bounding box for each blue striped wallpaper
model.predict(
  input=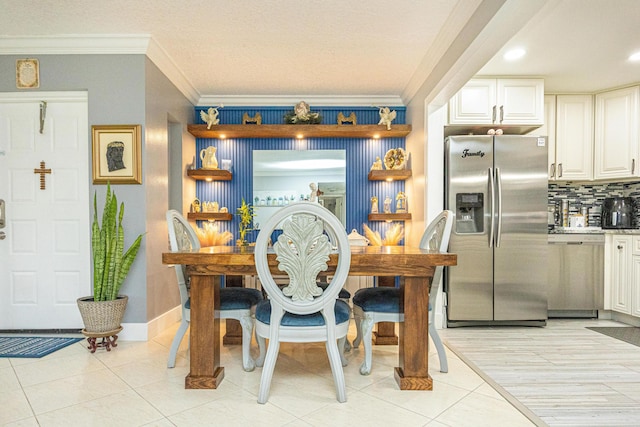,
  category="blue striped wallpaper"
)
[194,106,408,245]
